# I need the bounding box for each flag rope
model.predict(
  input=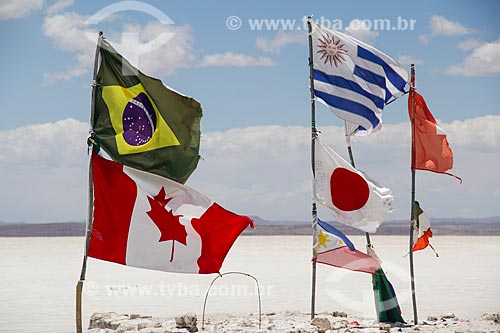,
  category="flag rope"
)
[385,90,409,106]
